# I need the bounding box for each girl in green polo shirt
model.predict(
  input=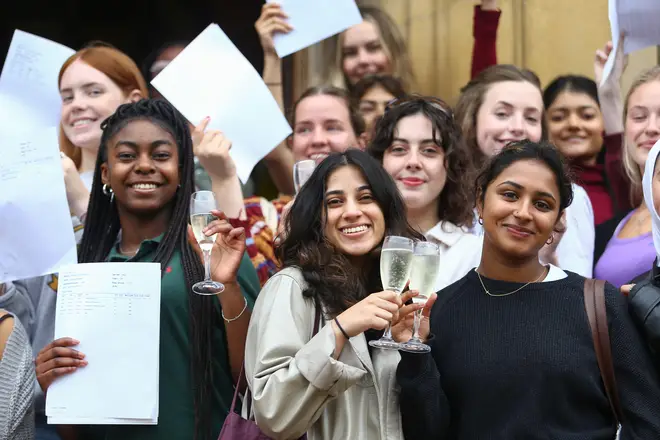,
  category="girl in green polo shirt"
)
[34,99,261,440]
